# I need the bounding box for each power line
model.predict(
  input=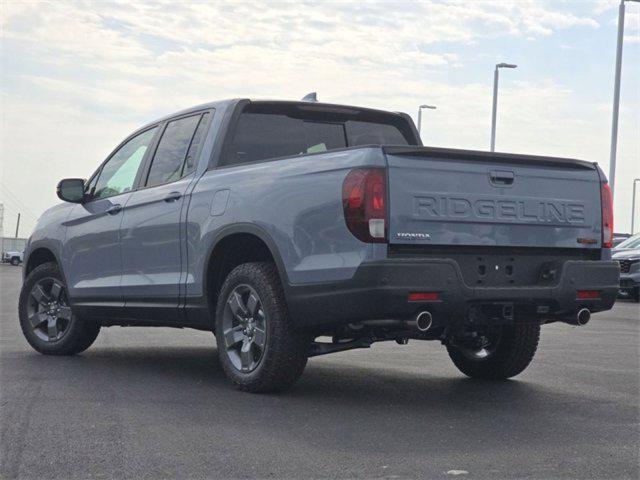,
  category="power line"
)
[0,201,37,222]
[0,183,41,220]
